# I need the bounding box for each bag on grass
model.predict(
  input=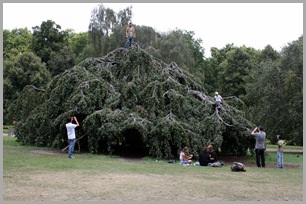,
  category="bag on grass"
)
[168,160,176,164]
[230,162,246,172]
